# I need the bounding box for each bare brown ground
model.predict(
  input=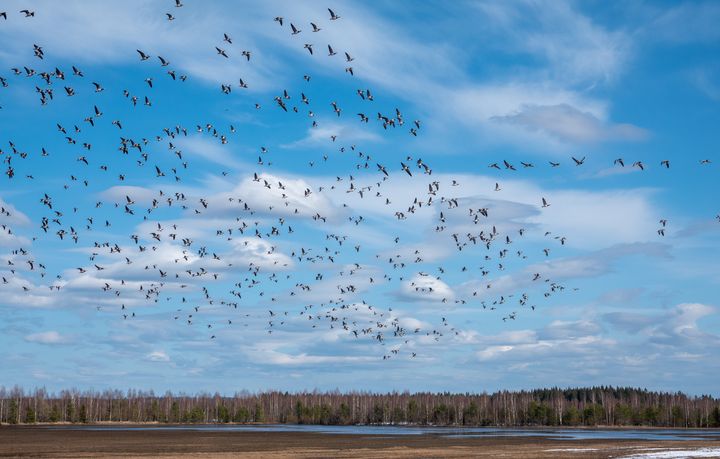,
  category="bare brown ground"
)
[0,426,719,458]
